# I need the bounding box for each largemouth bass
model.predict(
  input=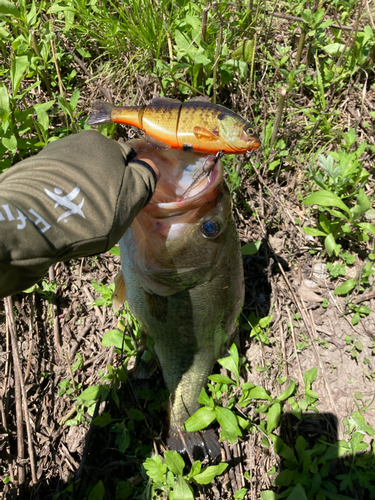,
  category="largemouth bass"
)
[114,140,244,459]
[87,96,260,155]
